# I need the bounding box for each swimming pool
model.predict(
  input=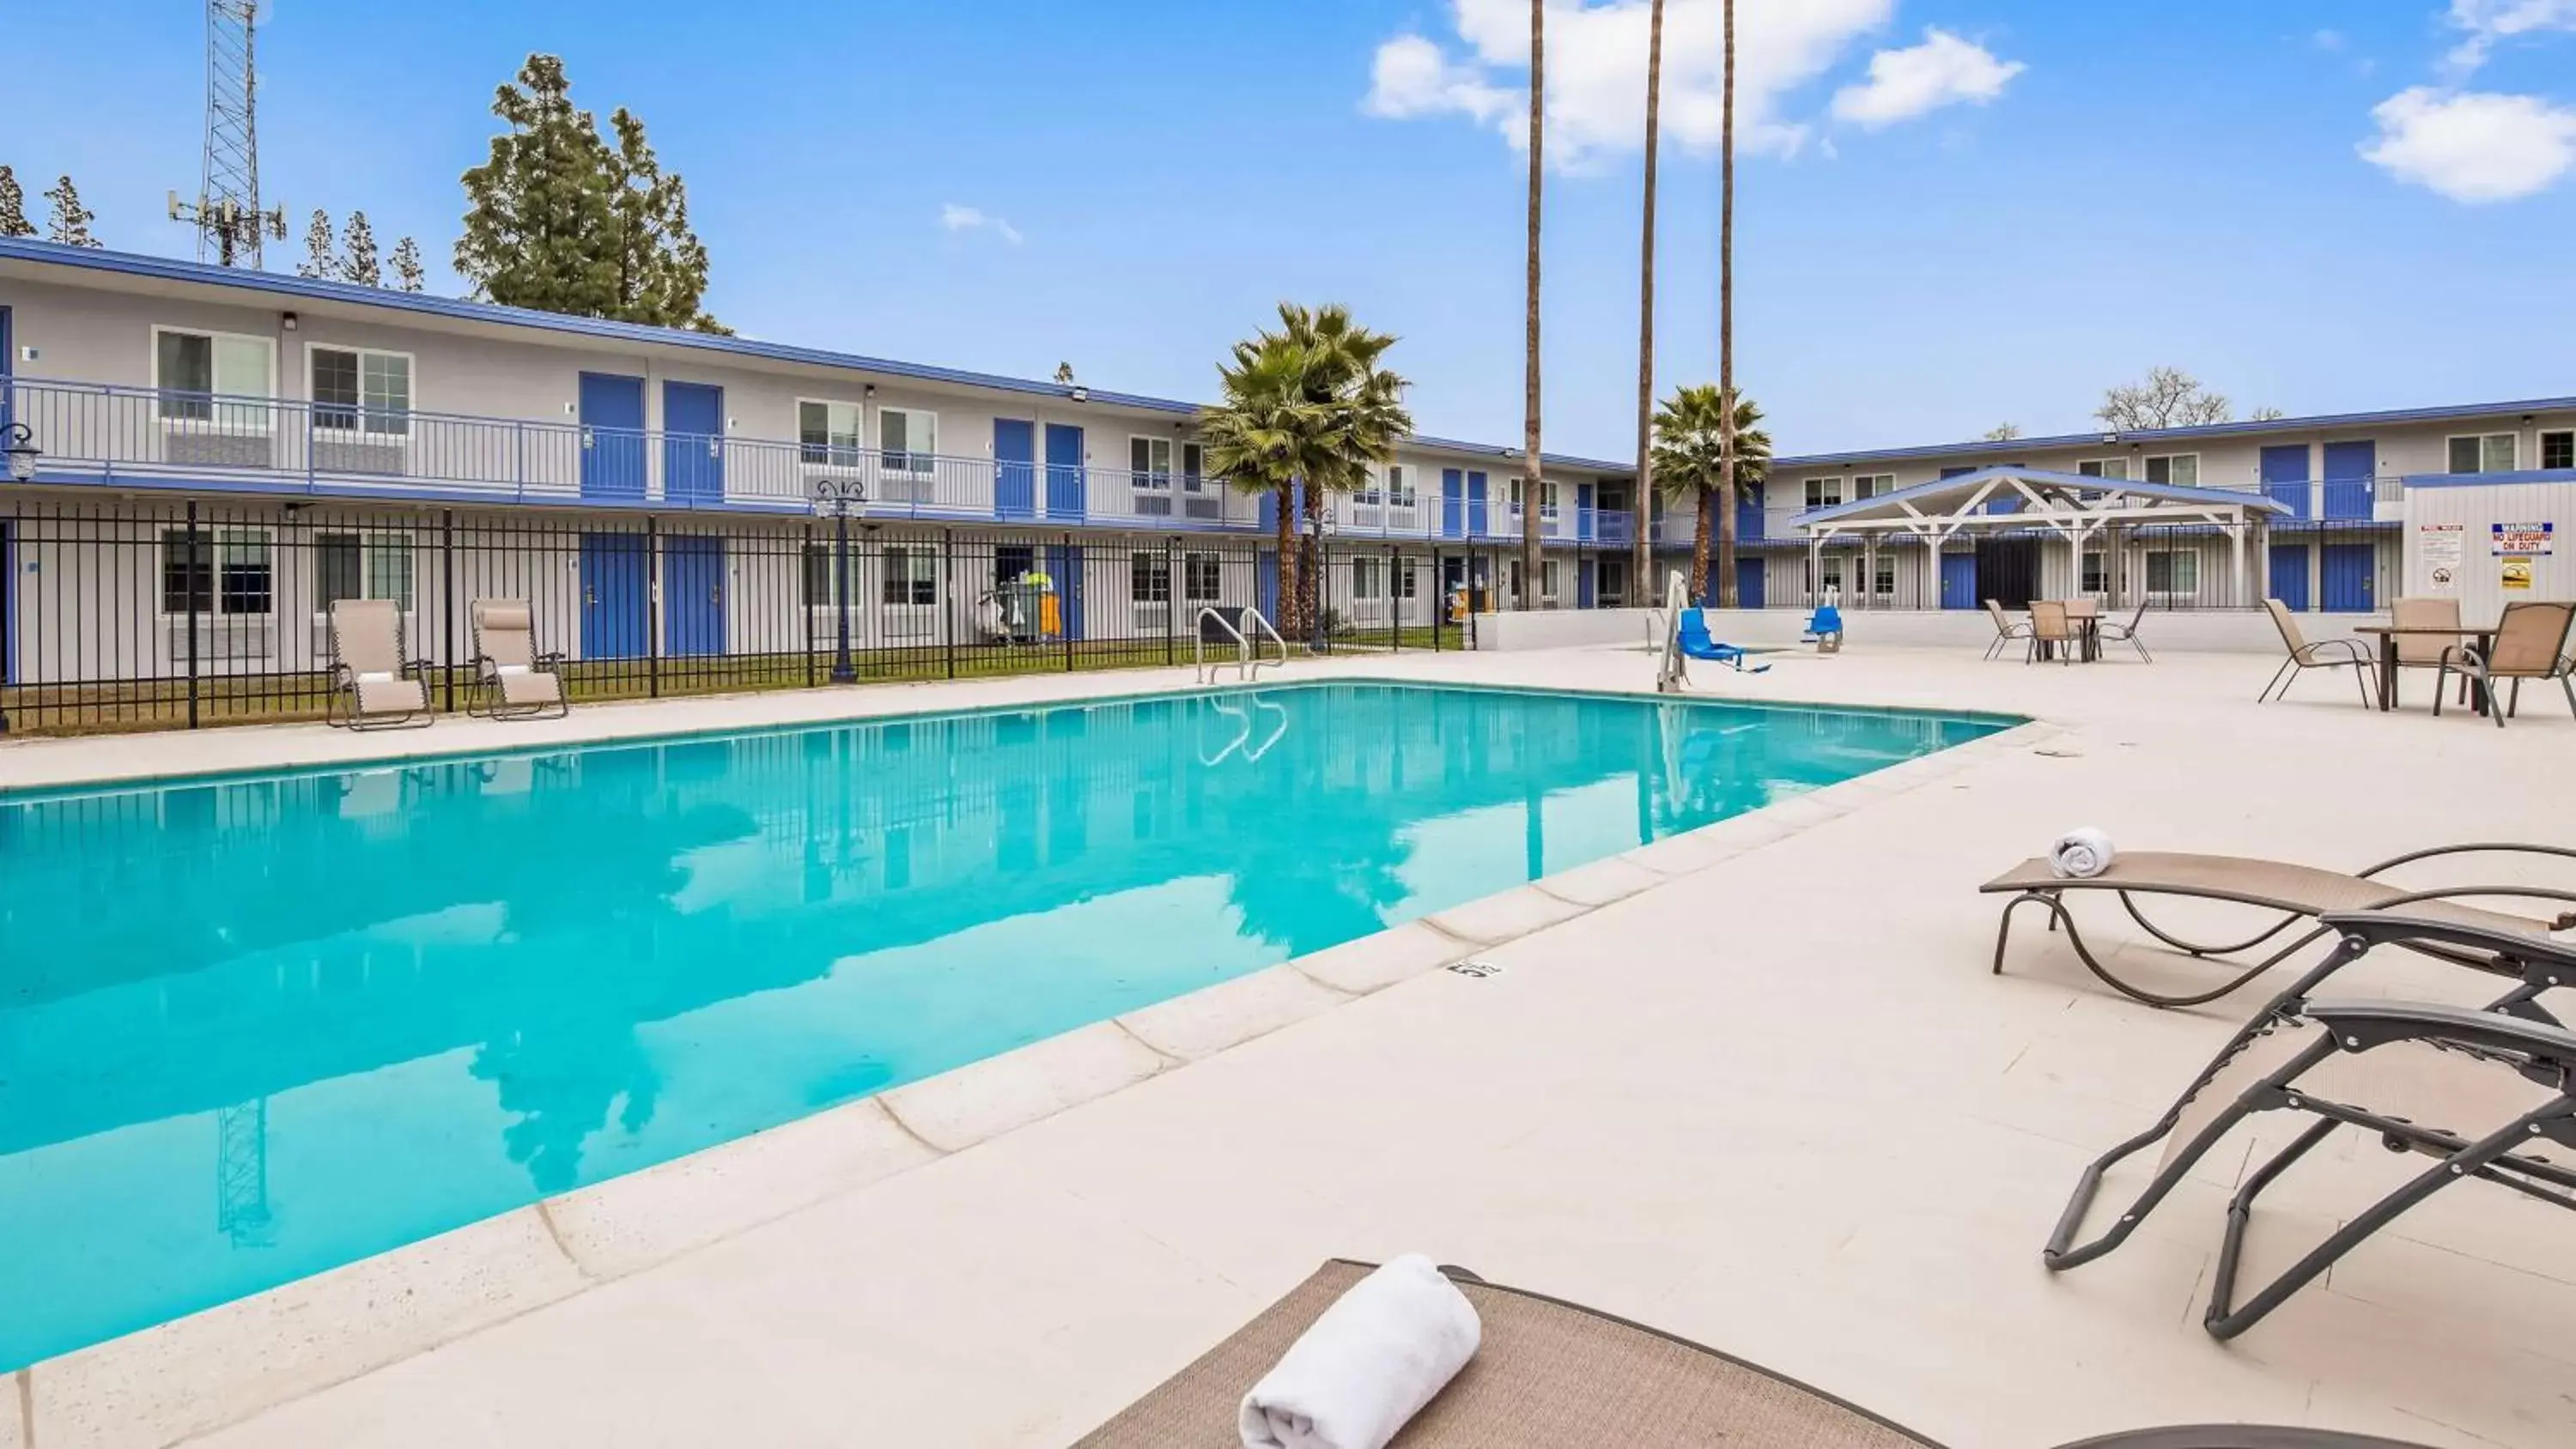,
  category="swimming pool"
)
[0,682,2010,1369]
